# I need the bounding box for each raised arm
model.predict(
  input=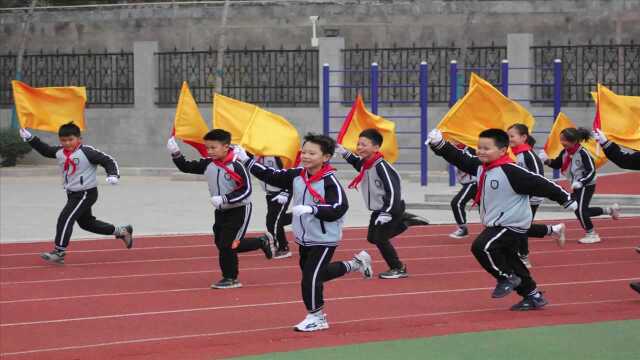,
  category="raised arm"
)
[430,140,481,175]
[246,158,299,190]
[172,153,210,174]
[503,164,574,208]
[602,141,640,171]
[27,136,61,159]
